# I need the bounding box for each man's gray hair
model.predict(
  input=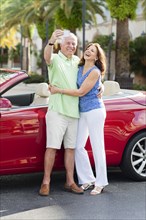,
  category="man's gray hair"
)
[61,32,78,45]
